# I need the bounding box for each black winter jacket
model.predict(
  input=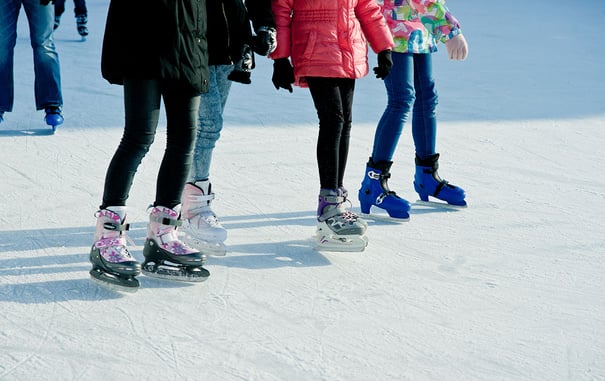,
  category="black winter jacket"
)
[101,0,209,94]
[208,0,275,66]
